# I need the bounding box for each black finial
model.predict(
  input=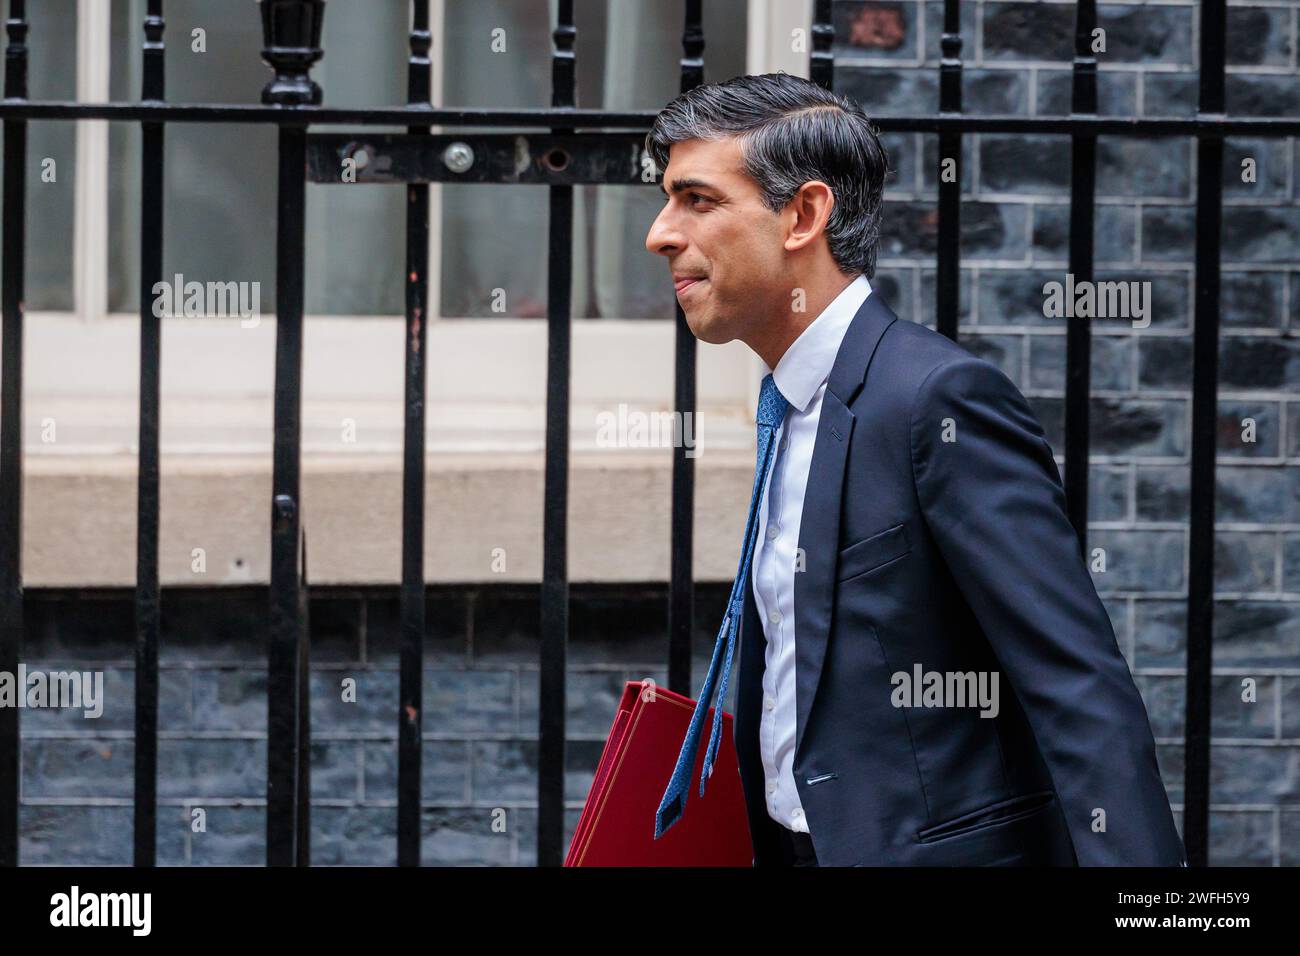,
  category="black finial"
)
[258,0,326,106]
